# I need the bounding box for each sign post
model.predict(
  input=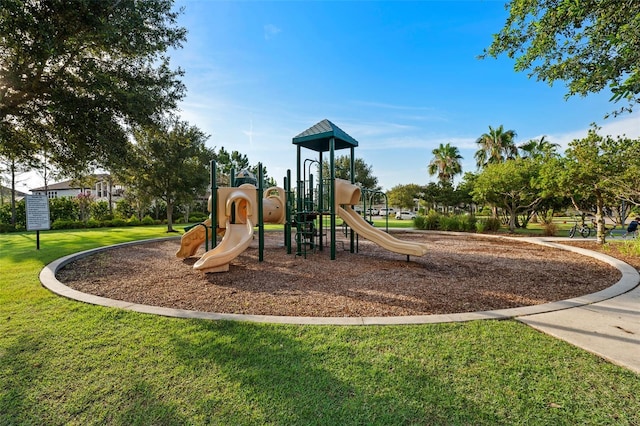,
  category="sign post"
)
[25,194,51,250]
